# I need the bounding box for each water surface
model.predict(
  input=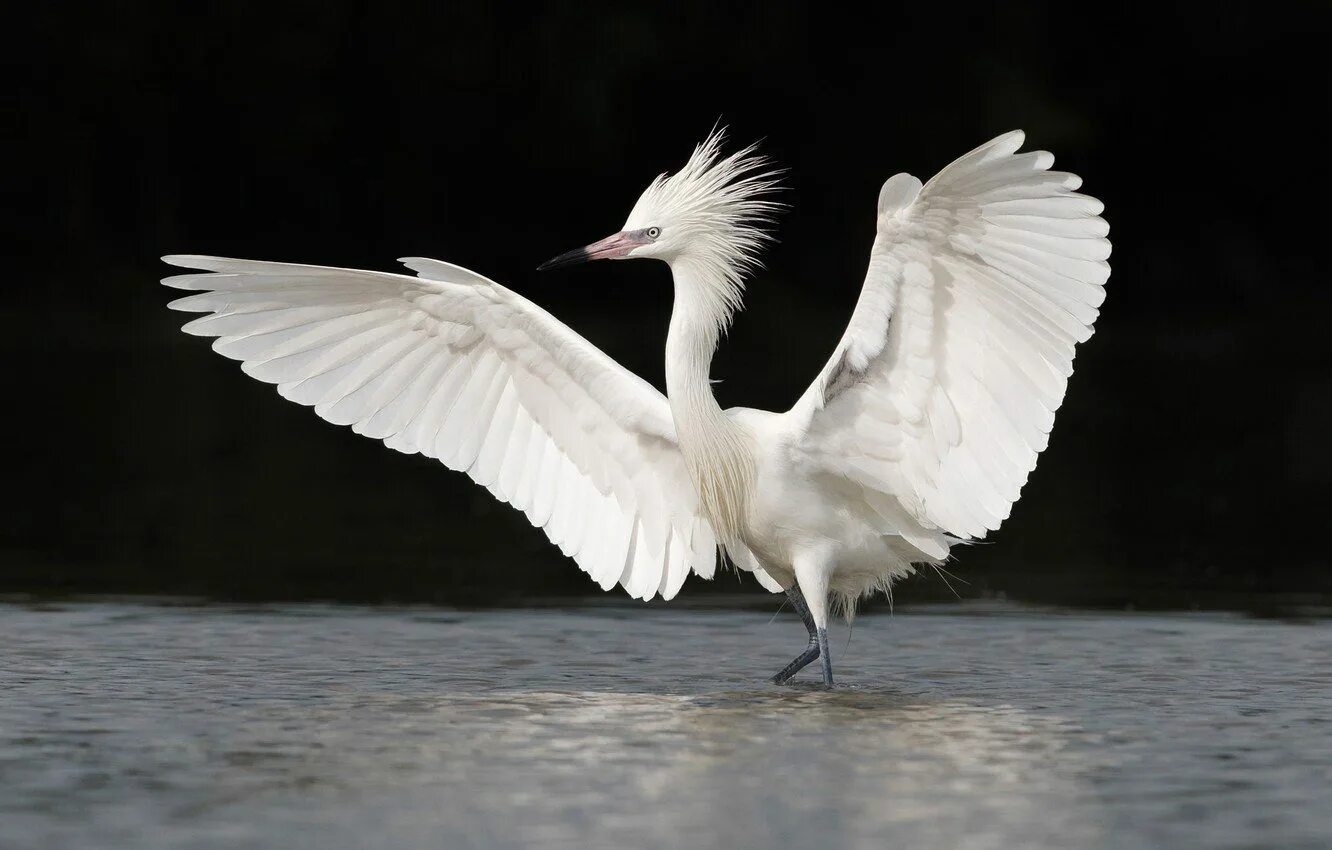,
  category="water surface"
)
[2,601,1328,849]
